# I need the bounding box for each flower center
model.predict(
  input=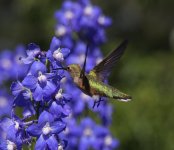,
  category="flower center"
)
[58,145,64,150]
[42,122,52,135]
[7,140,16,150]
[0,96,8,107]
[55,25,67,37]
[32,49,40,56]
[53,49,64,62]
[1,59,12,69]
[55,89,63,100]
[65,10,74,20]
[104,135,113,146]
[14,121,20,130]
[38,74,47,83]
[84,6,93,16]
[98,16,106,25]
[83,127,93,136]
